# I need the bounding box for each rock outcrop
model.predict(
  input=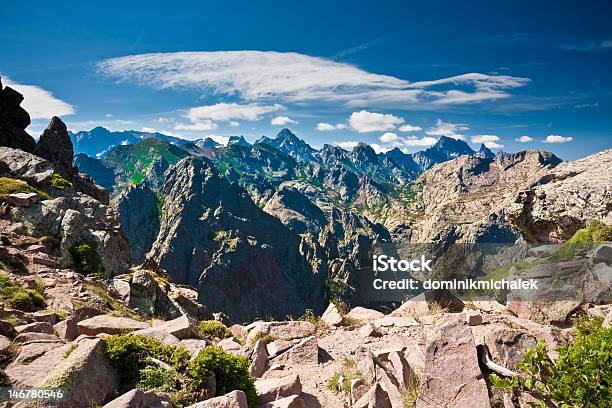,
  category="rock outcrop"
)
[33,116,75,178]
[0,77,36,152]
[508,149,612,242]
